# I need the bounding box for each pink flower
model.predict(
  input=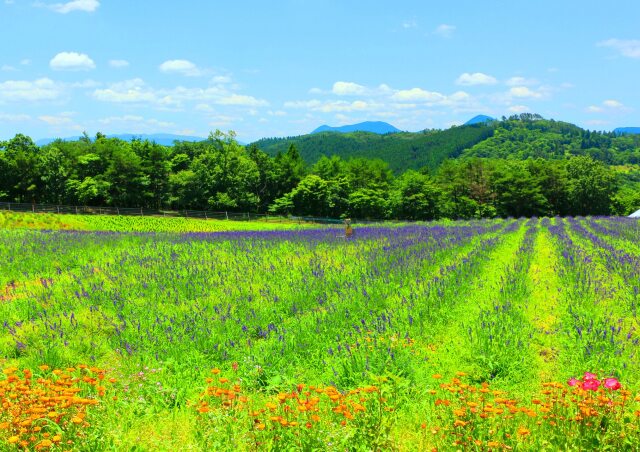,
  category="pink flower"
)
[603,378,621,391]
[583,372,598,381]
[582,379,600,391]
[568,377,580,387]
